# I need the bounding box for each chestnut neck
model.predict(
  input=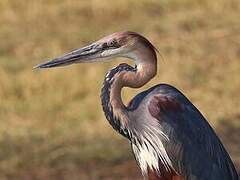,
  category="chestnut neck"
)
[101,47,157,138]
